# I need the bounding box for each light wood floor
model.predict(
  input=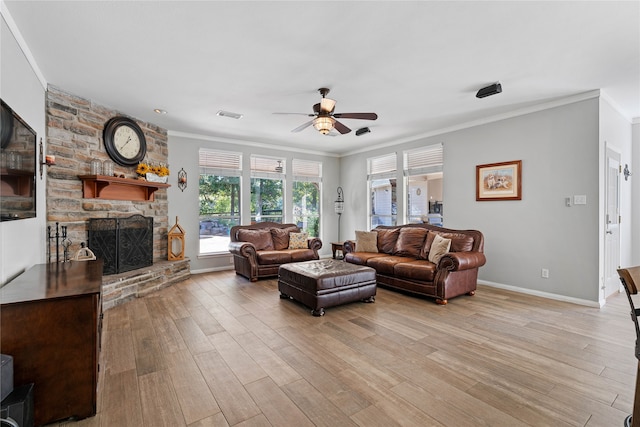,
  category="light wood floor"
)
[52,269,637,427]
